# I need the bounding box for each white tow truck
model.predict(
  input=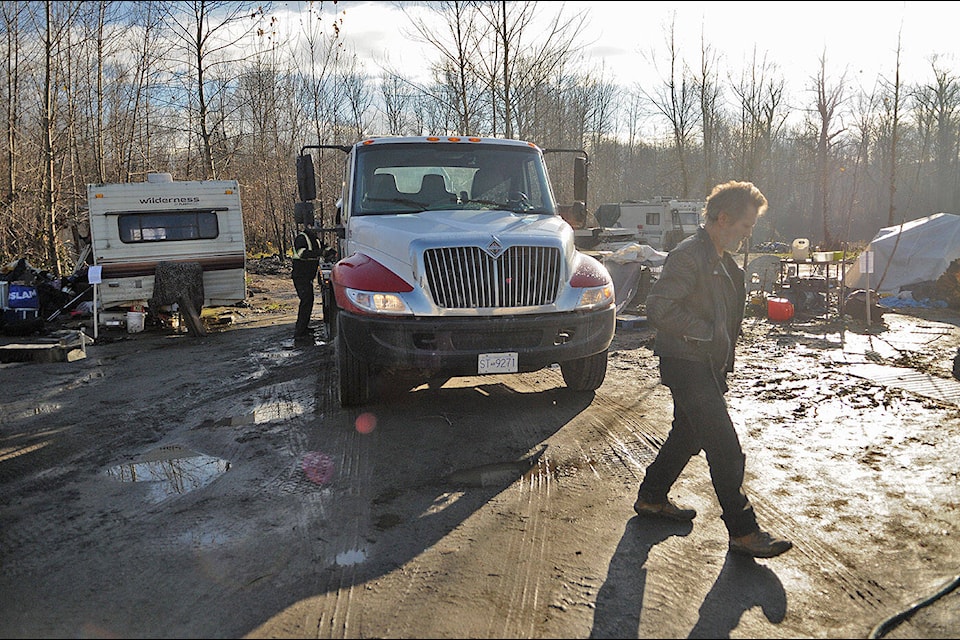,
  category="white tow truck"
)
[296,136,617,406]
